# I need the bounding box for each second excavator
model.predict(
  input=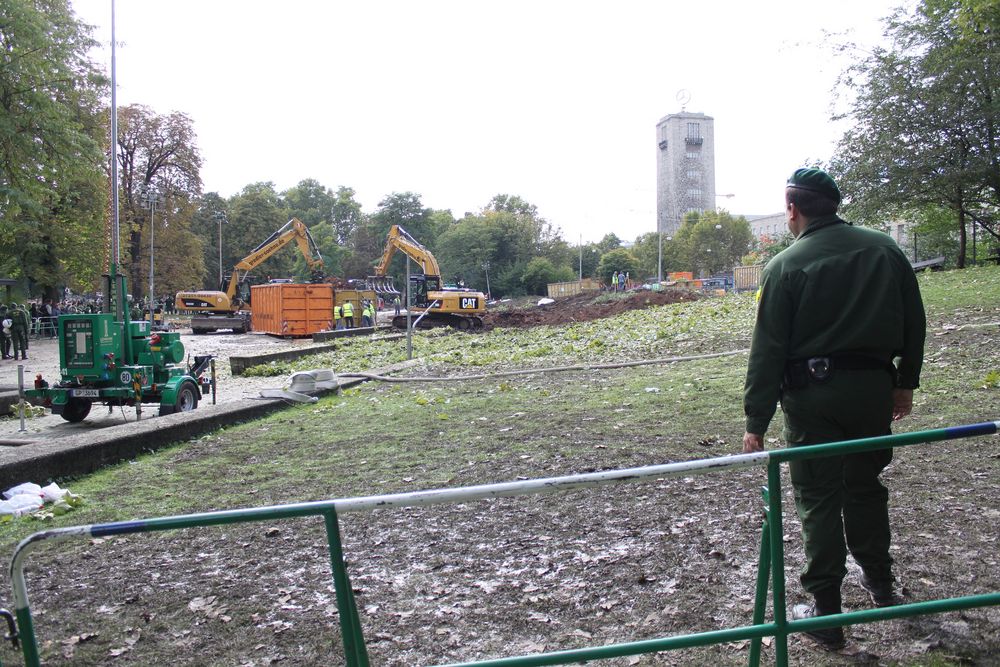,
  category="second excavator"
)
[370,225,486,330]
